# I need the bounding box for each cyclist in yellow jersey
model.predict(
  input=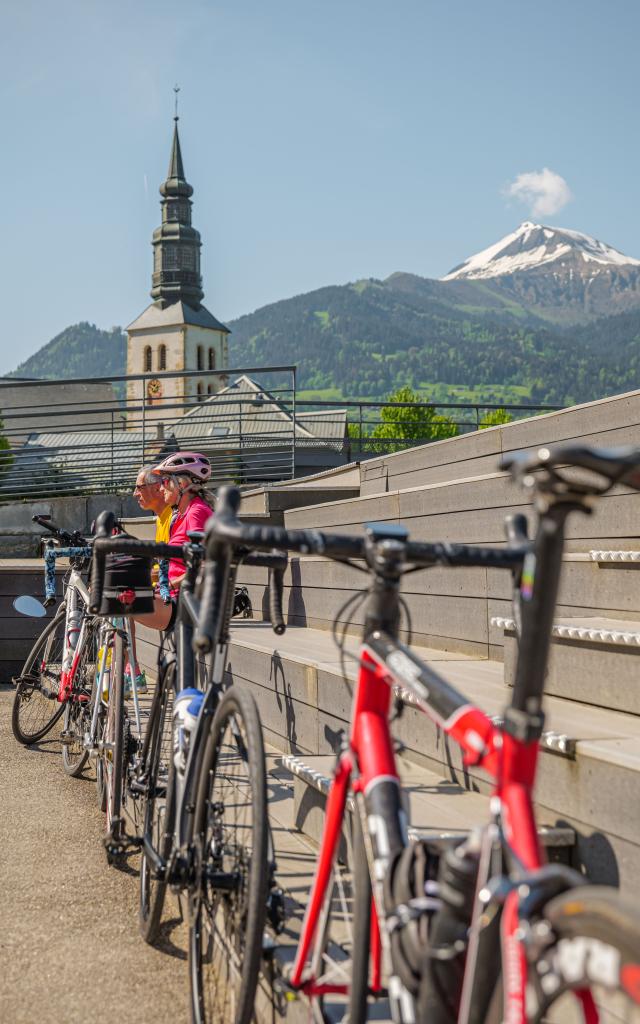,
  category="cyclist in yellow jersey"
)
[127,467,172,694]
